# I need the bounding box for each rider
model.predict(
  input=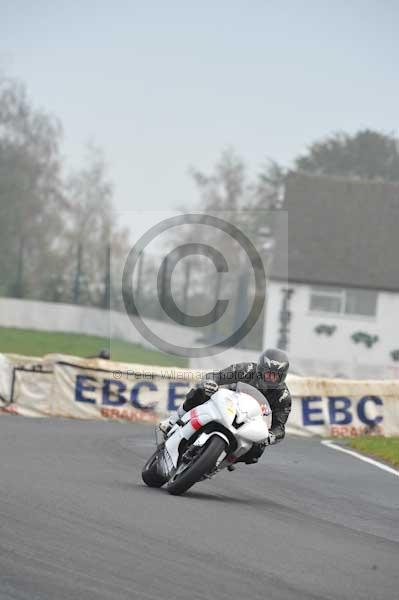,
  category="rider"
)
[160,348,291,464]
